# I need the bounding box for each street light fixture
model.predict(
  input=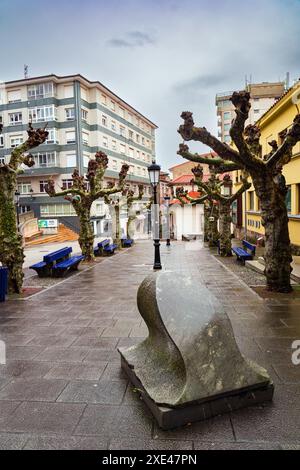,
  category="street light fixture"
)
[164,195,171,246]
[148,161,162,270]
